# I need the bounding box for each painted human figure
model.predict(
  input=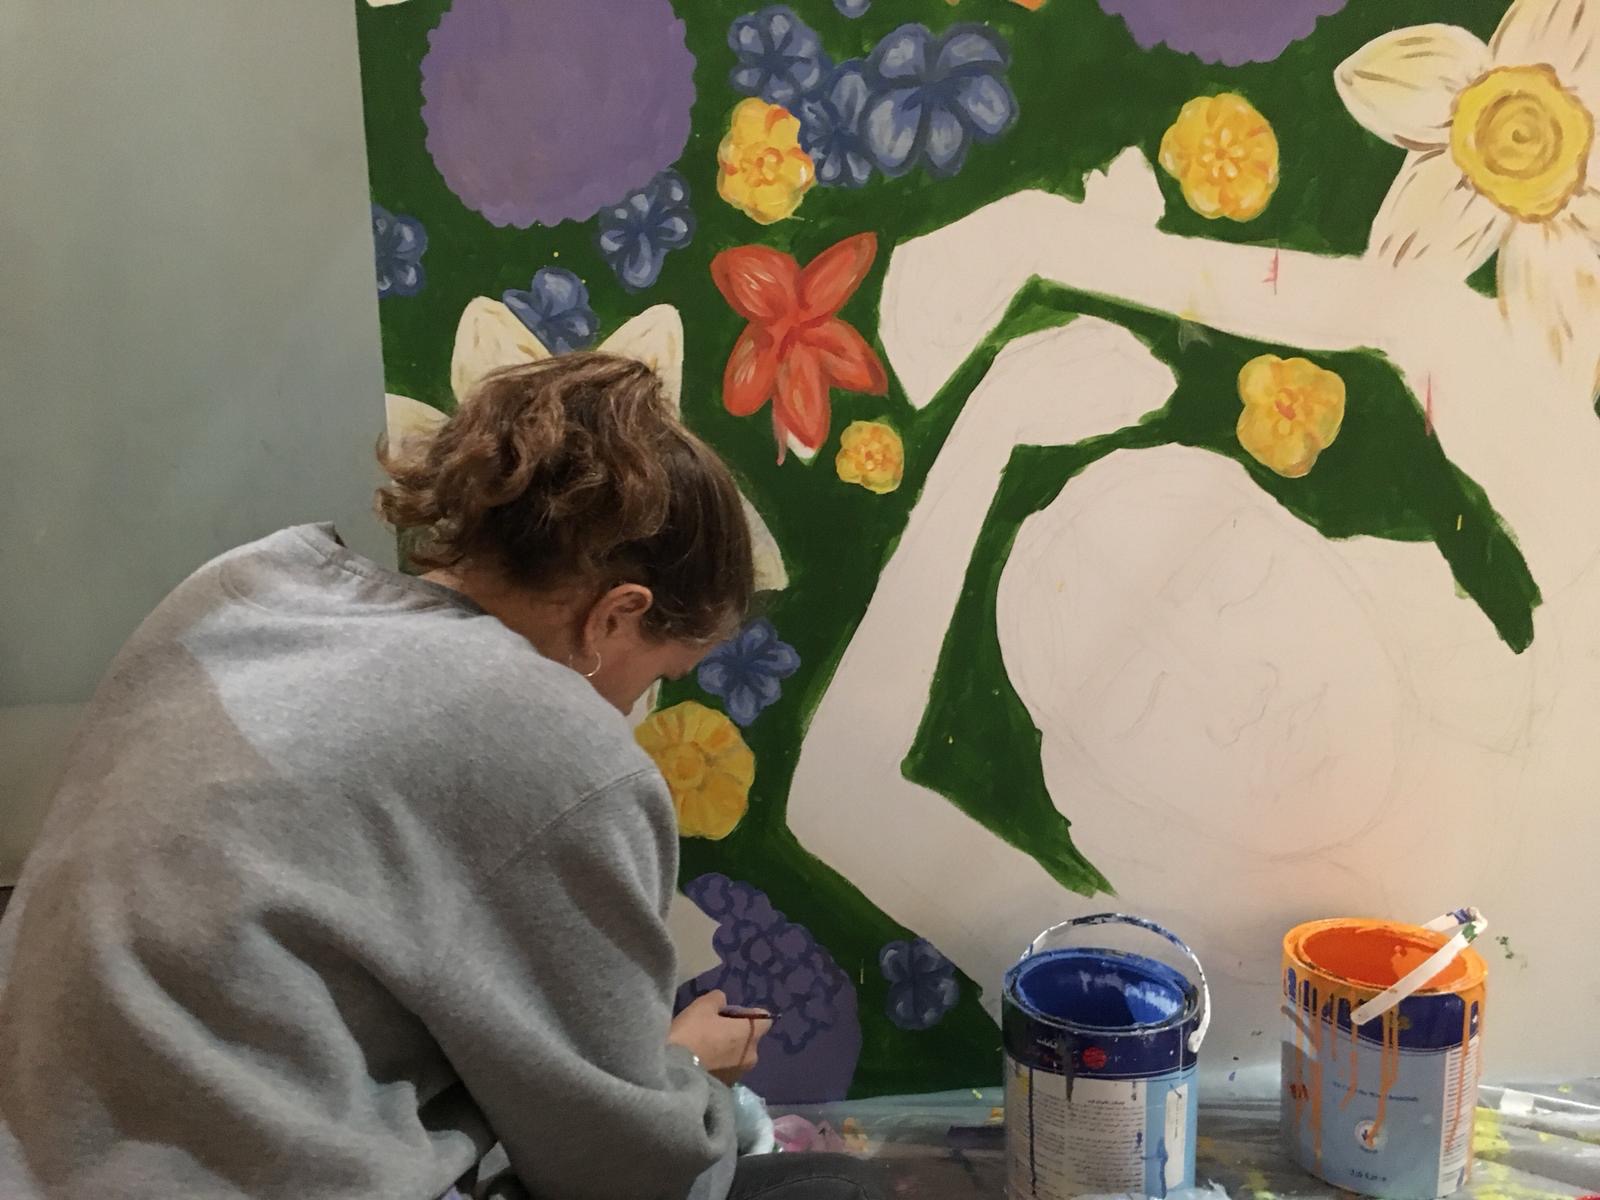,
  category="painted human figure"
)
[787,149,1600,1078]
